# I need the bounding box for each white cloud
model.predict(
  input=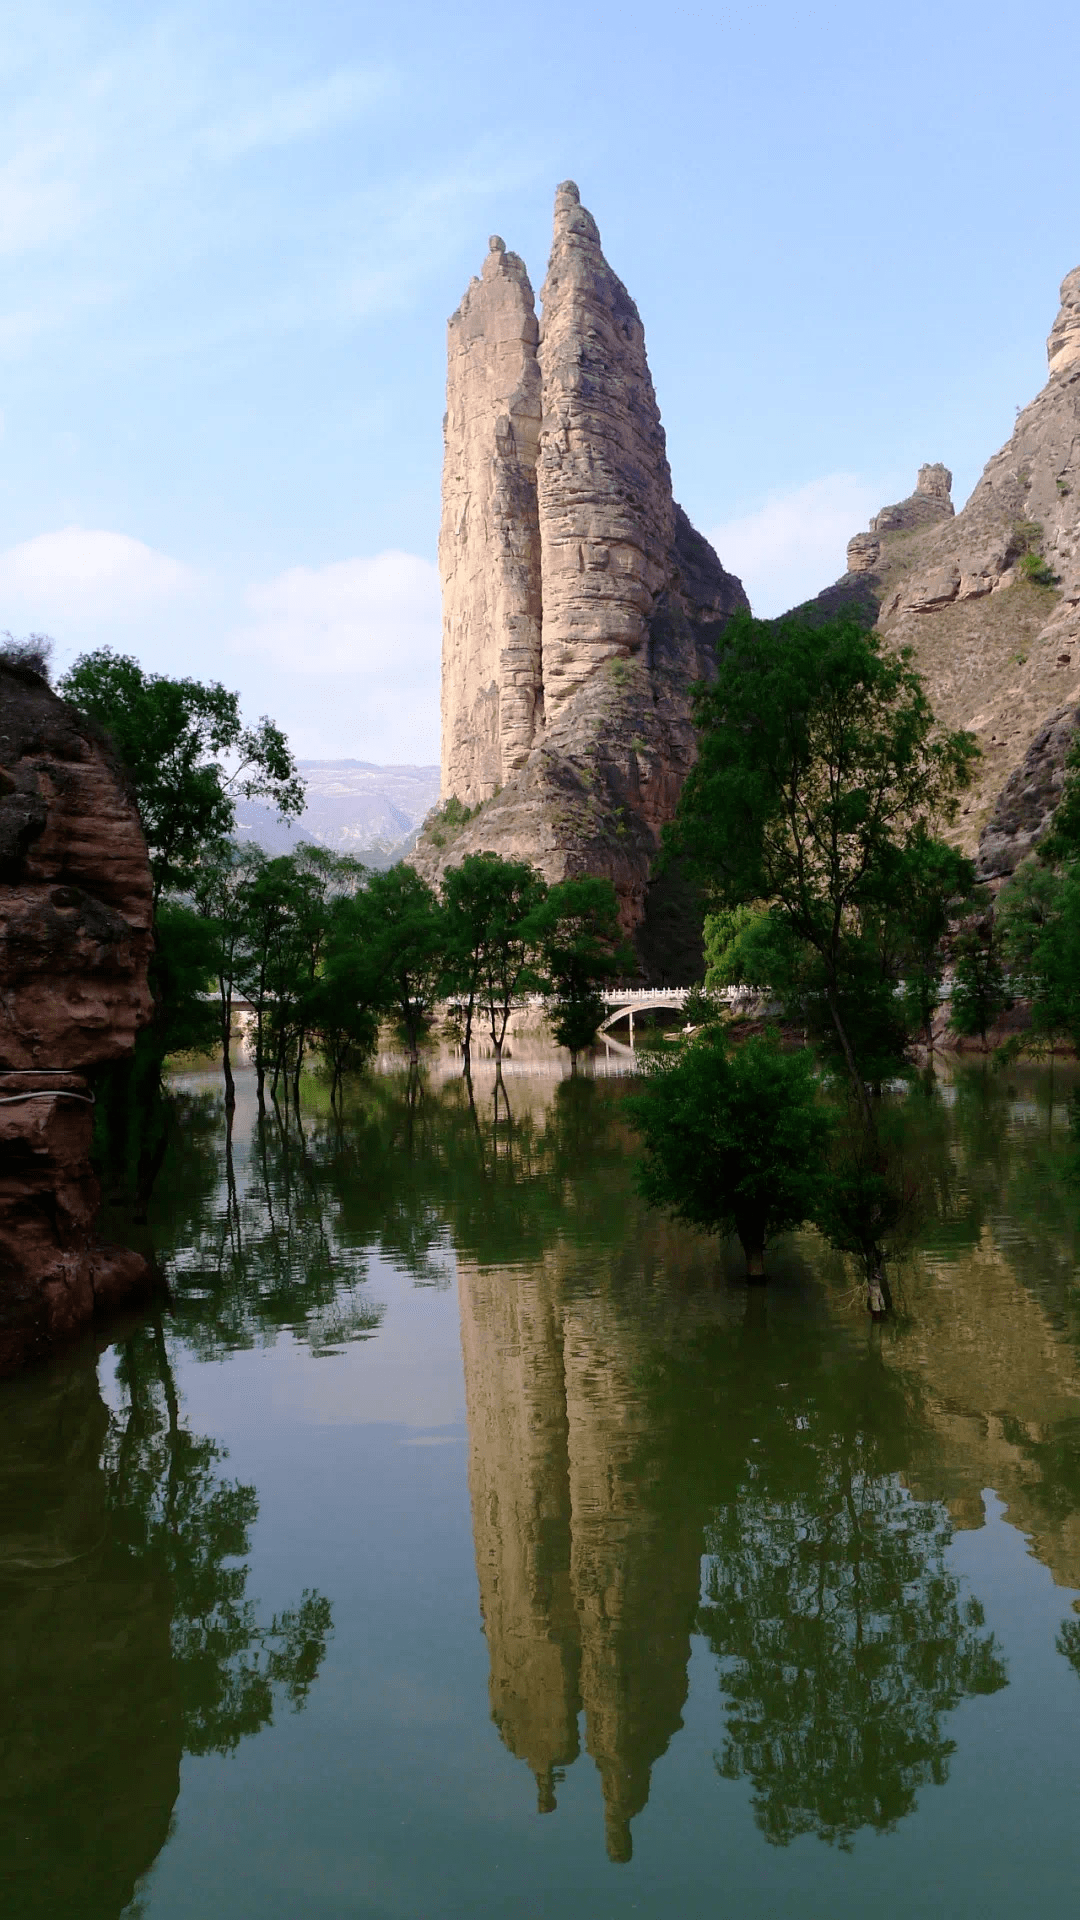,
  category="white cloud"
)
[0,526,196,624]
[0,140,81,255]
[236,551,440,675]
[232,550,441,763]
[201,66,396,162]
[708,474,885,617]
